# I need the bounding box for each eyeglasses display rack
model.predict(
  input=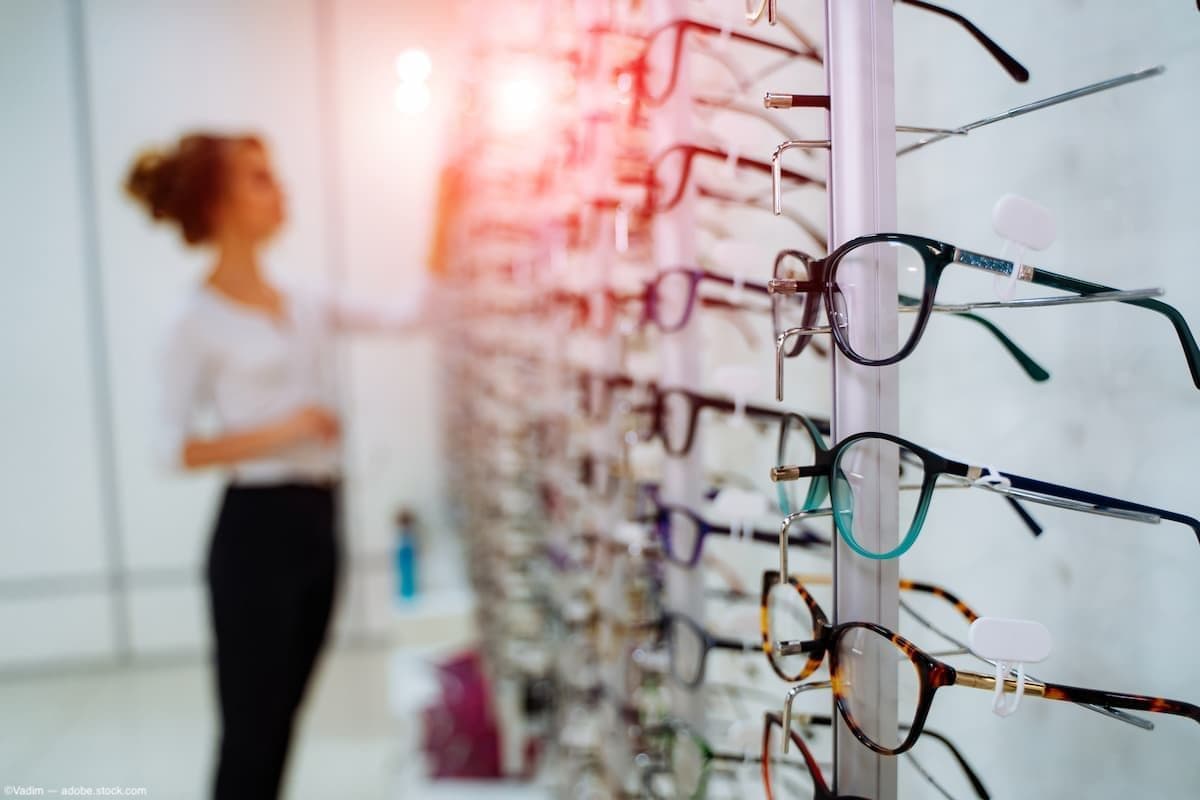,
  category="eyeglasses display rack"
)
[434,1,1199,798]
